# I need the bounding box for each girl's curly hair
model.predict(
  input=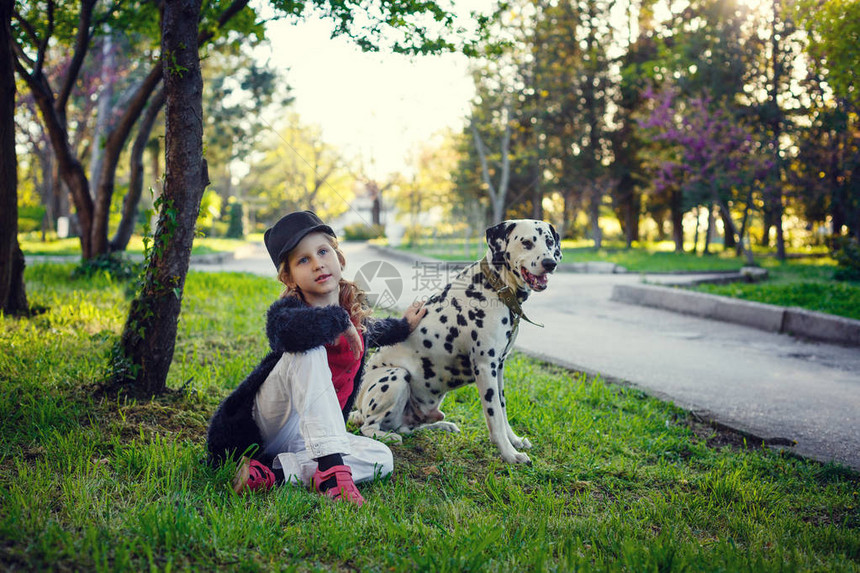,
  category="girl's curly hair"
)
[276,234,372,332]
